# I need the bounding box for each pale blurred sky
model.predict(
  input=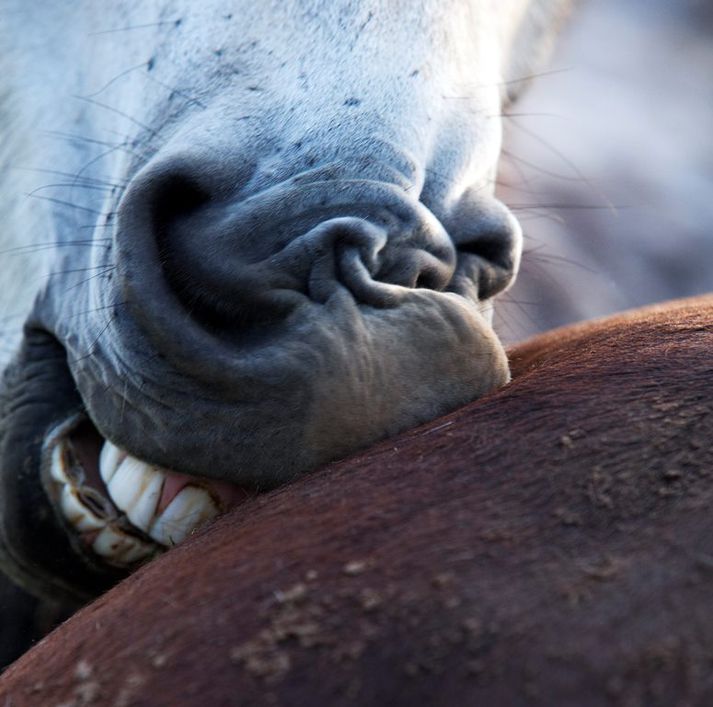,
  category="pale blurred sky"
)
[496,0,713,342]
